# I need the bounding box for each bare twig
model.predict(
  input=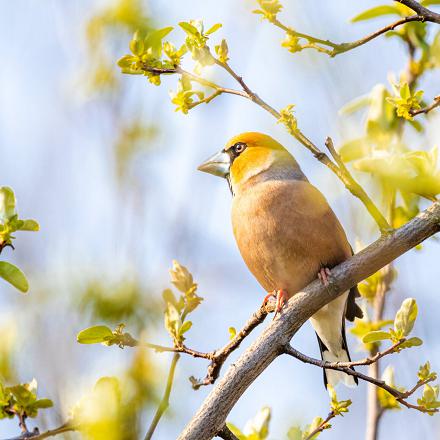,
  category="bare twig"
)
[144,353,180,440]
[410,95,440,116]
[189,303,272,389]
[216,425,239,440]
[118,303,273,389]
[272,15,429,57]
[178,201,440,439]
[283,345,436,414]
[3,423,76,440]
